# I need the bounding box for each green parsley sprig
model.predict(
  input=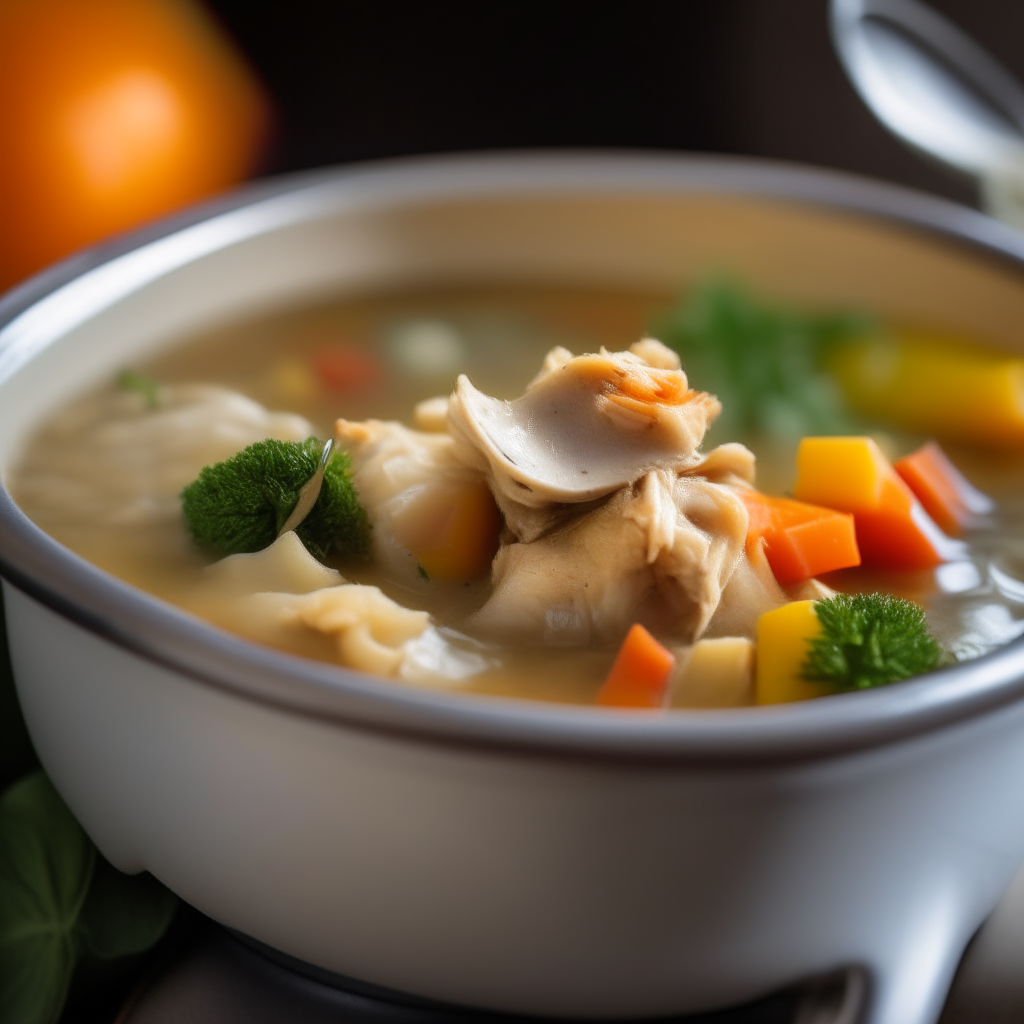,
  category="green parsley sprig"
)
[803,593,943,691]
[653,280,869,441]
[181,438,370,561]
